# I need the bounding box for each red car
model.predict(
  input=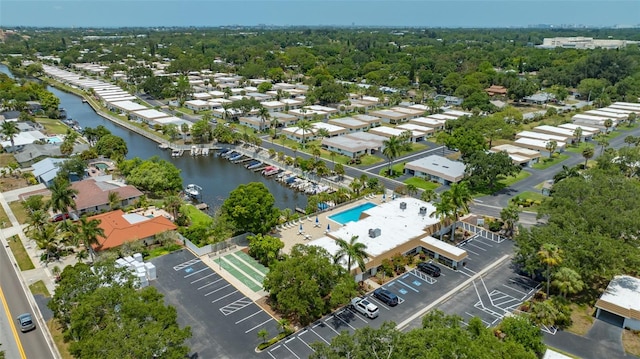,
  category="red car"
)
[50,213,71,222]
